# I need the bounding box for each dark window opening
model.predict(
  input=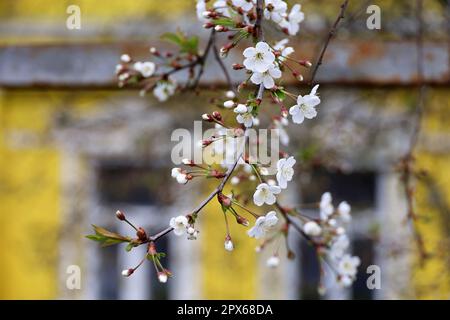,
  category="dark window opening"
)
[98,164,173,205]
